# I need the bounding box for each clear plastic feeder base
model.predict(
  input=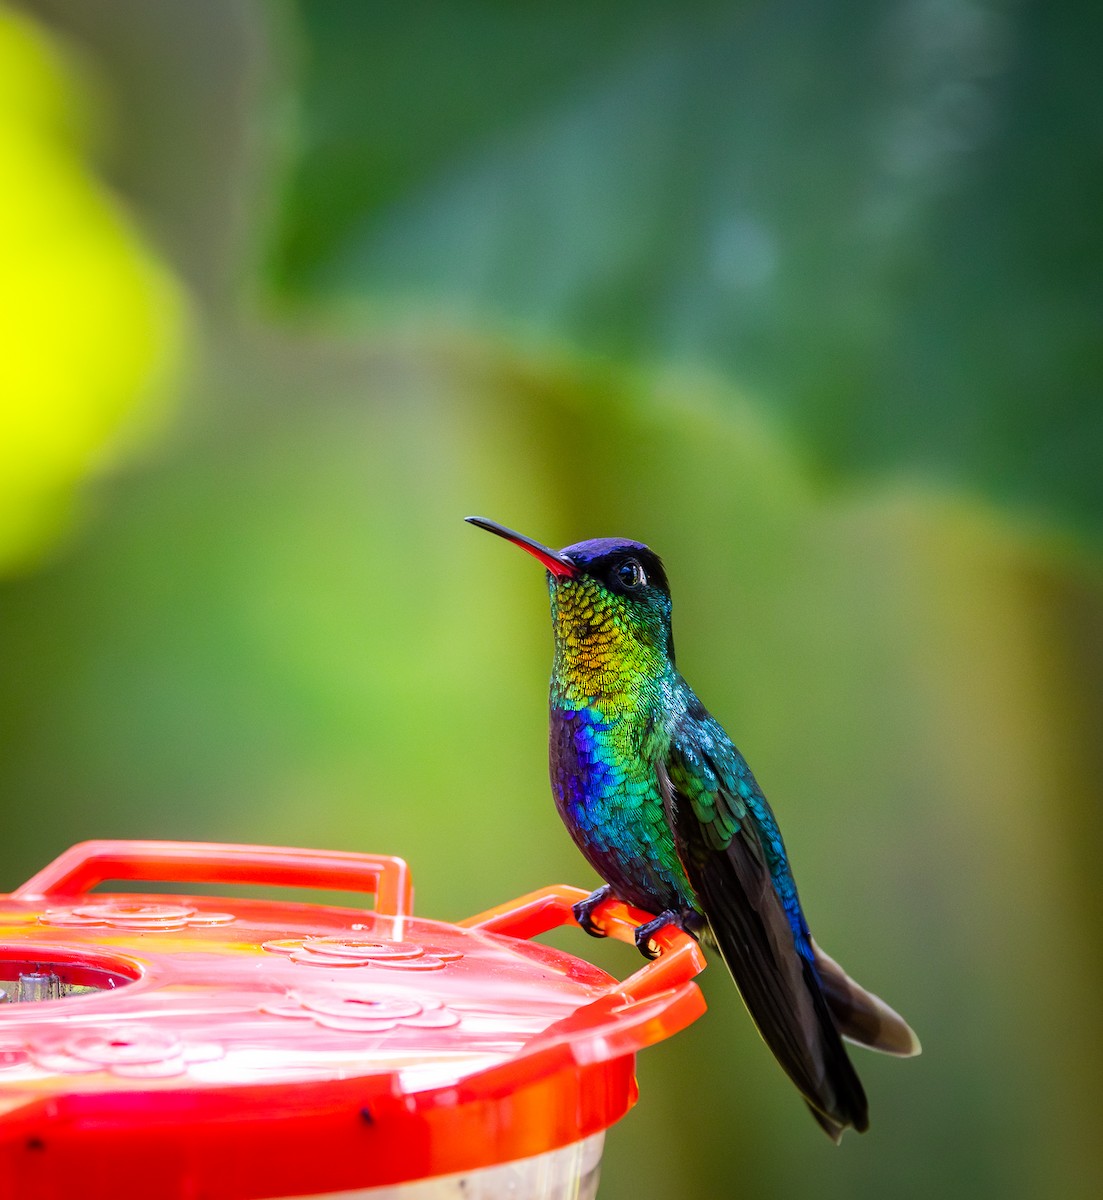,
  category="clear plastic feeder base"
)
[307,1133,604,1200]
